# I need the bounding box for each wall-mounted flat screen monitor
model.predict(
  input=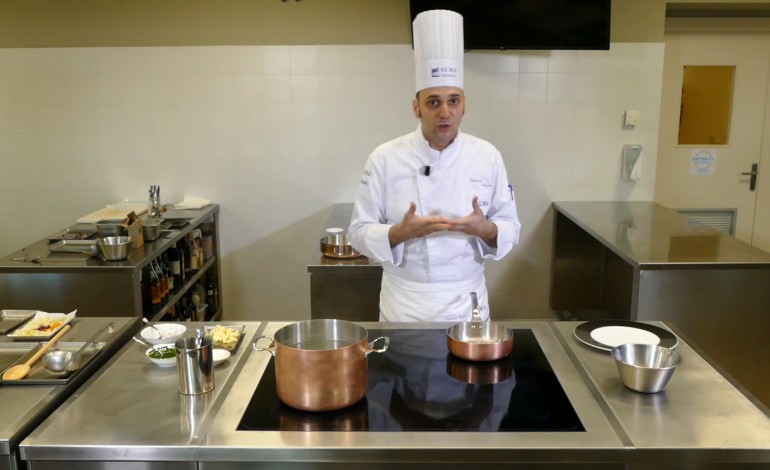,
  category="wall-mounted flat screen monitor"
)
[410,0,611,51]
